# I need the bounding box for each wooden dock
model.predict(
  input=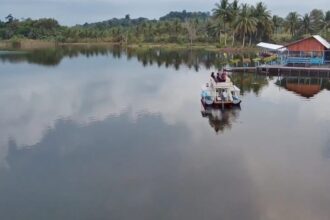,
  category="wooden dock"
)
[225,65,330,75]
[224,67,256,72]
